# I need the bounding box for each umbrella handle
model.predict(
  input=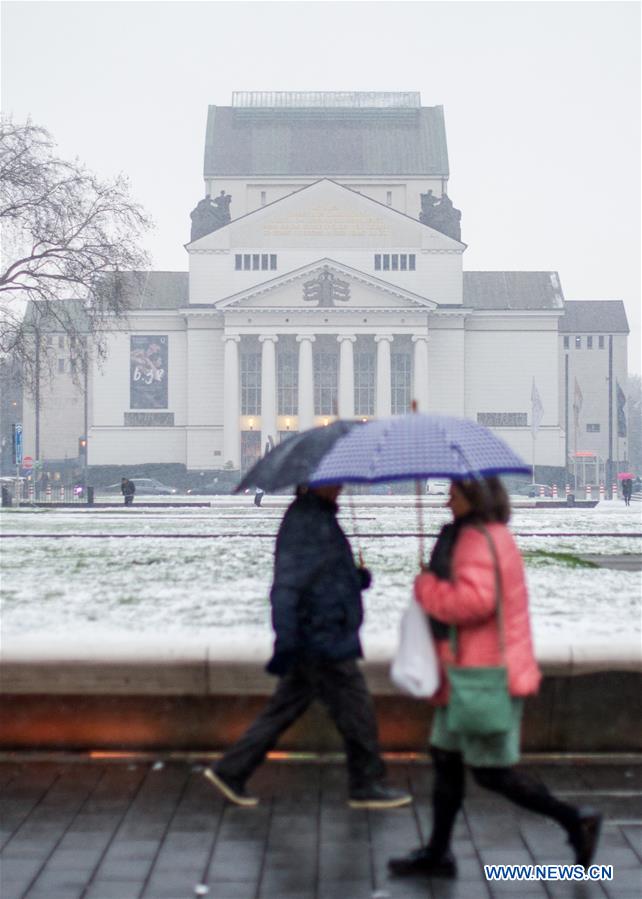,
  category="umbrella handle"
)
[414,477,426,569]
